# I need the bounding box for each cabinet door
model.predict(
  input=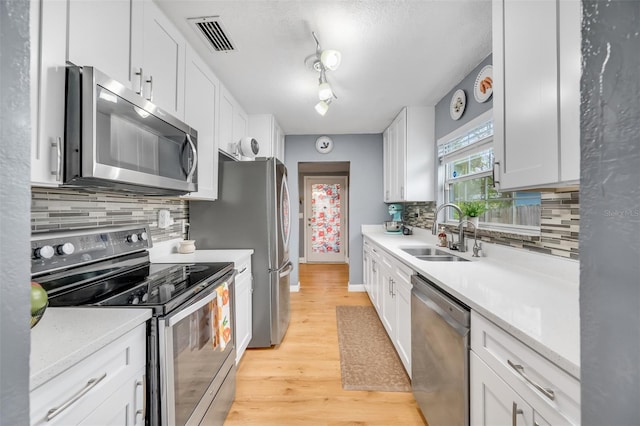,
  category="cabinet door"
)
[31,0,66,186]
[370,249,382,313]
[248,114,274,157]
[234,272,253,364]
[142,0,185,118]
[393,108,407,201]
[493,0,559,190]
[394,269,412,375]
[471,352,533,426]
[380,262,396,337]
[219,86,235,155]
[233,106,249,152]
[383,128,392,202]
[183,46,219,201]
[67,0,142,90]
